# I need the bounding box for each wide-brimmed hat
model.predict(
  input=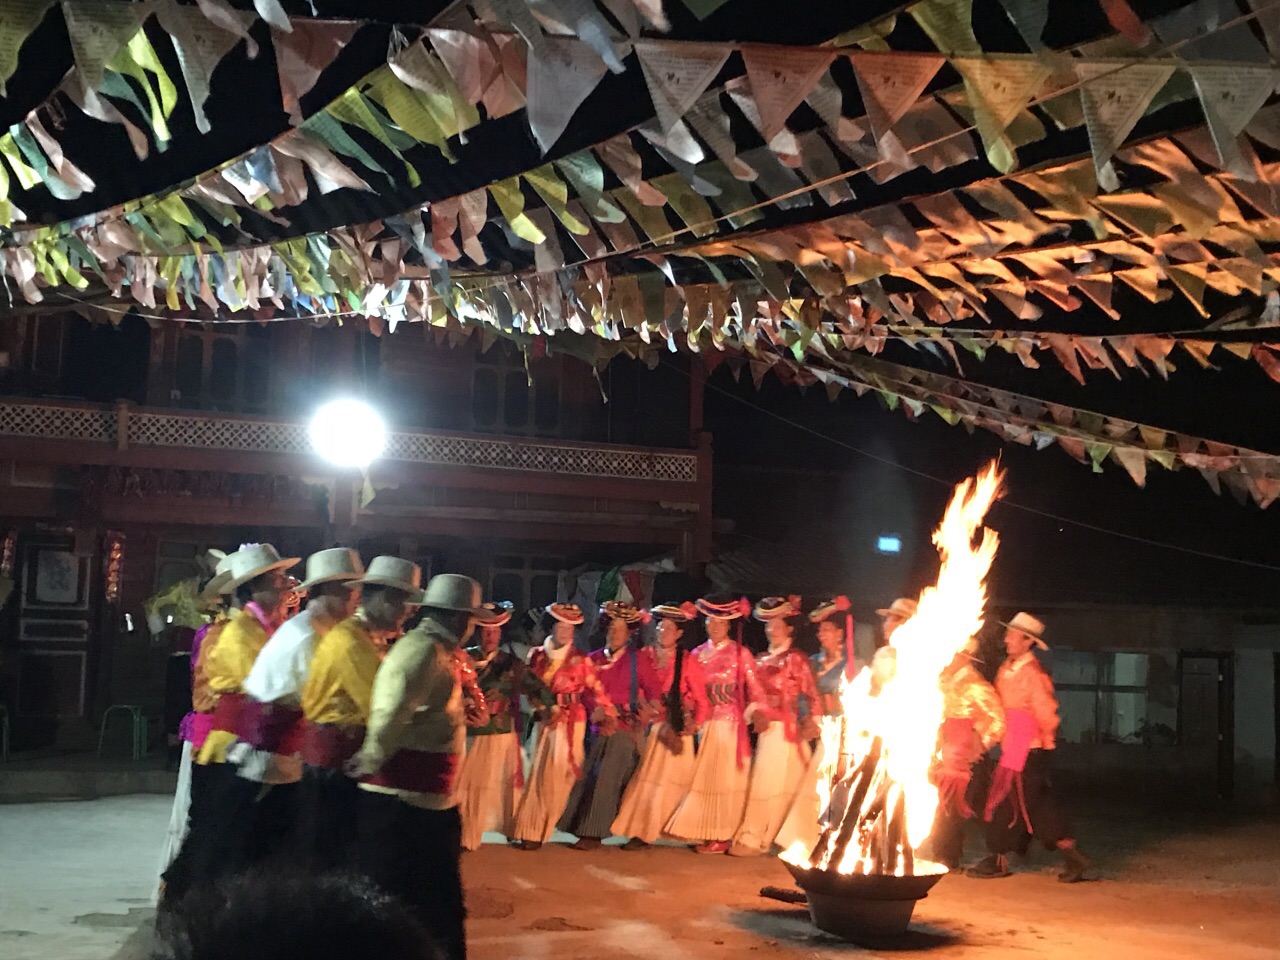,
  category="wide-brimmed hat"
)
[477,600,514,627]
[547,603,585,625]
[809,595,852,623]
[753,596,801,622]
[876,597,918,620]
[201,548,226,574]
[420,574,485,615]
[695,597,749,620]
[361,556,422,595]
[601,600,644,624]
[199,552,235,601]
[1000,611,1049,650]
[297,548,365,592]
[223,544,299,592]
[651,601,698,622]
